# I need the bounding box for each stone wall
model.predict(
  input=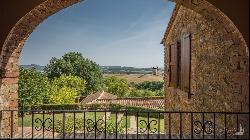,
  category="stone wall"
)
[163,5,249,136]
